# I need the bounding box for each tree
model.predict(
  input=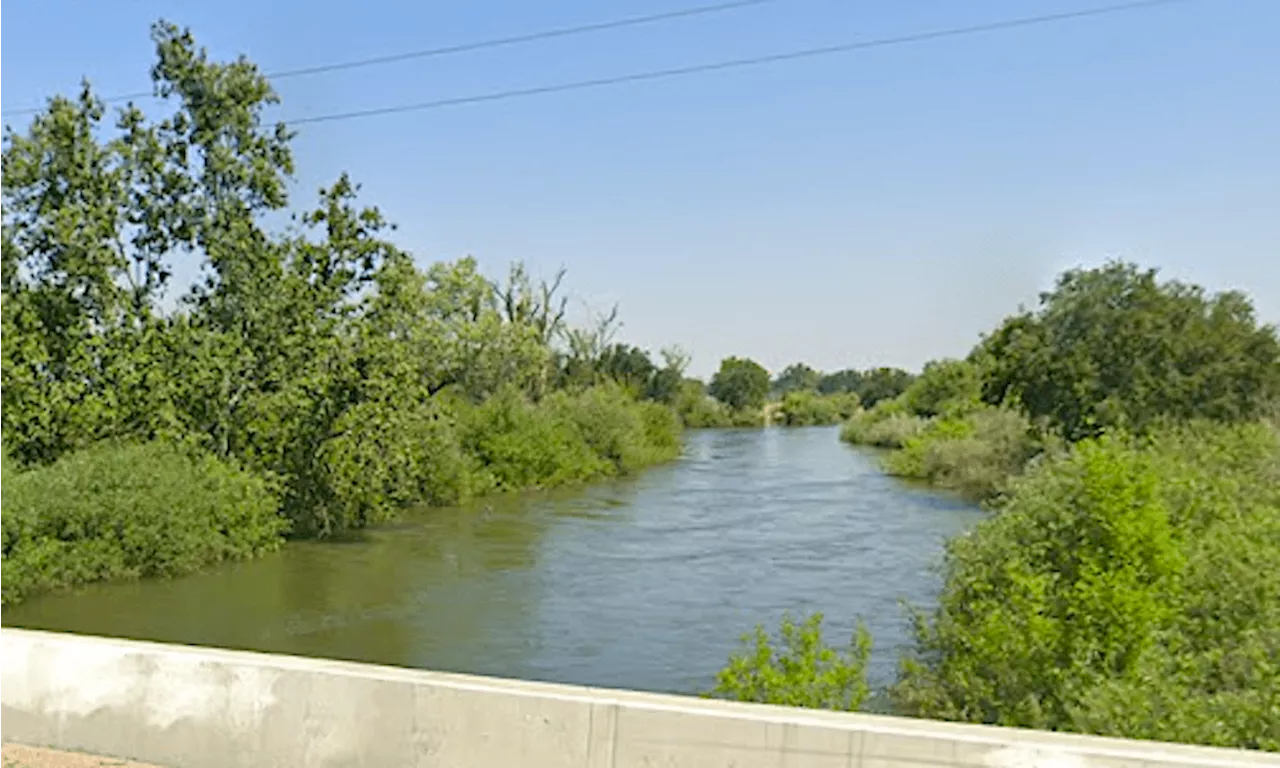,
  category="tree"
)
[818,369,863,395]
[595,344,657,394]
[646,346,690,405]
[977,261,1280,441]
[773,363,821,395]
[901,359,981,417]
[893,423,1280,750]
[708,356,770,411]
[857,367,916,408]
[2,21,684,540]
